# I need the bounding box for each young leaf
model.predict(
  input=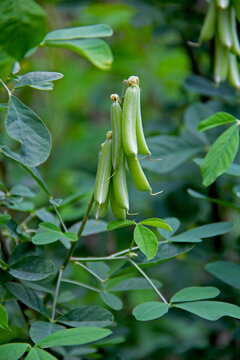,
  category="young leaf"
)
[36,327,112,348]
[0,304,9,330]
[134,224,158,260]
[26,348,58,360]
[173,301,240,321]
[57,306,113,328]
[0,343,30,360]
[100,291,123,310]
[4,96,51,167]
[132,302,169,321]
[205,261,240,290]
[201,124,239,186]
[9,255,54,281]
[140,218,172,231]
[0,214,11,226]
[30,322,65,344]
[198,112,237,132]
[14,72,63,89]
[107,219,135,231]
[6,283,49,317]
[171,286,220,303]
